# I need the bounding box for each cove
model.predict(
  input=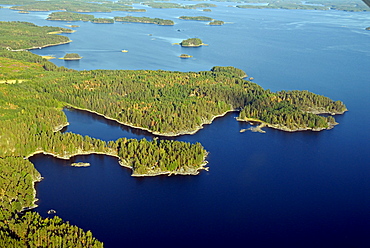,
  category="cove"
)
[31,107,370,248]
